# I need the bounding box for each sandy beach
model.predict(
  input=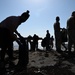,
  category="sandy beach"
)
[2,49,75,75]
